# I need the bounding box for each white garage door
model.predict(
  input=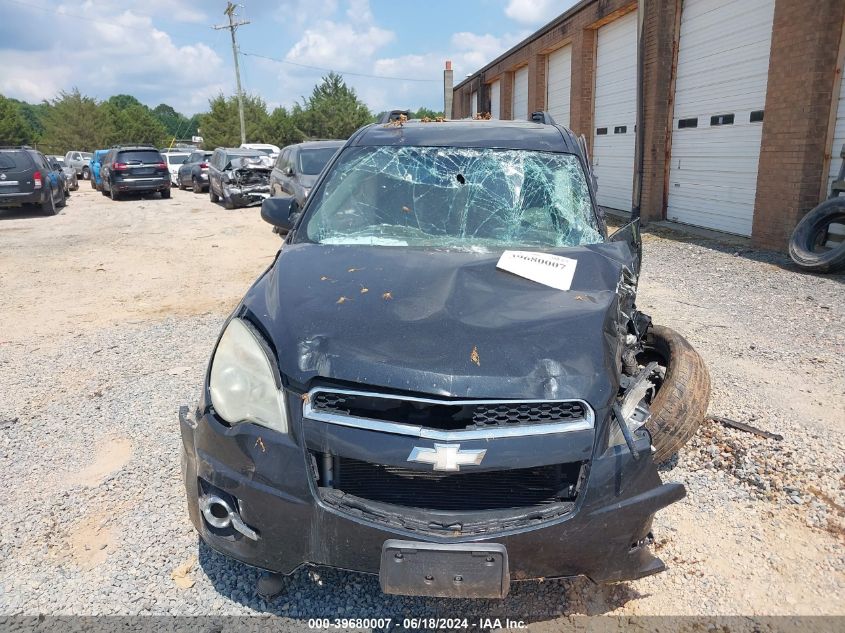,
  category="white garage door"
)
[490,80,501,119]
[593,11,637,212]
[512,66,529,121]
[546,45,572,128]
[826,53,845,196]
[667,0,776,236]
[471,90,478,117]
